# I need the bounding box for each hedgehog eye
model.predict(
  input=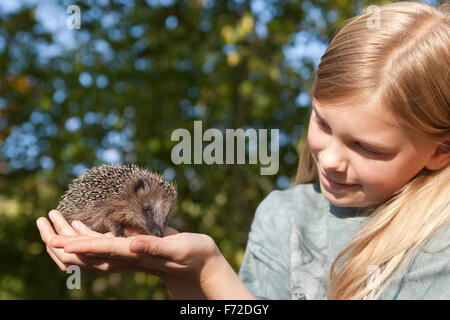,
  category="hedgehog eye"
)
[143,206,153,217]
